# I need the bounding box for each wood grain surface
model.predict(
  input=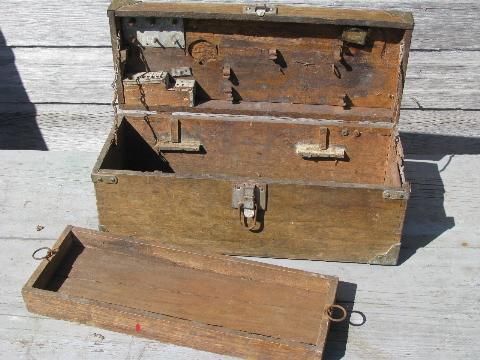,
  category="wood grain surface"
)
[1,0,480,359]
[23,227,337,359]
